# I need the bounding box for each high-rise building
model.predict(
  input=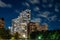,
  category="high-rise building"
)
[11,9,31,38]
